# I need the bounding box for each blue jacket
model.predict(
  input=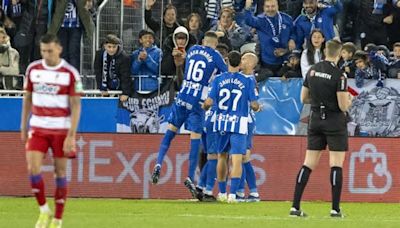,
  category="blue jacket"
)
[245,9,295,65]
[294,0,343,49]
[131,45,162,92]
